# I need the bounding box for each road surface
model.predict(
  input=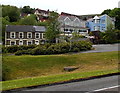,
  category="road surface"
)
[80,43,119,53]
[12,75,118,92]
